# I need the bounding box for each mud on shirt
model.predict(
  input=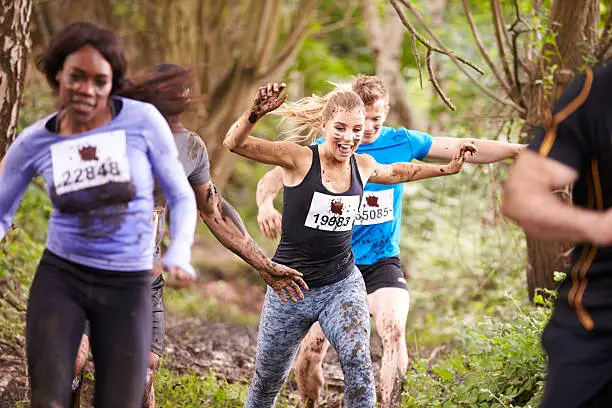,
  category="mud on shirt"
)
[0,97,197,274]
